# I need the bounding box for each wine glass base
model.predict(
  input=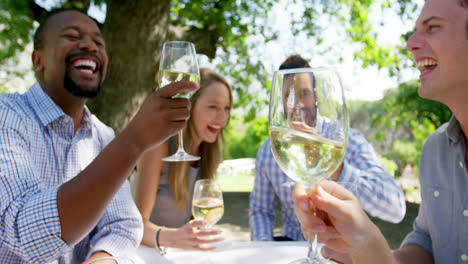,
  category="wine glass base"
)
[289,257,334,264]
[162,151,200,162]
